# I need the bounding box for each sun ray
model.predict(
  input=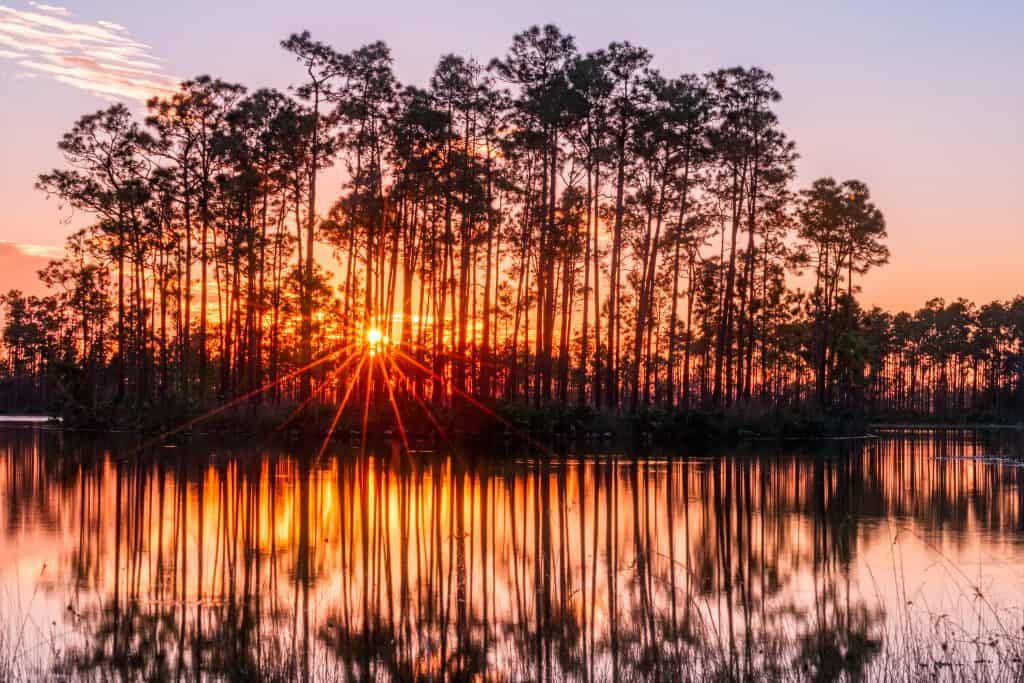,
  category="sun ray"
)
[383,353,451,446]
[275,349,363,433]
[315,352,369,459]
[393,349,554,456]
[359,349,374,457]
[376,351,410,453]
[144,343,354,448]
